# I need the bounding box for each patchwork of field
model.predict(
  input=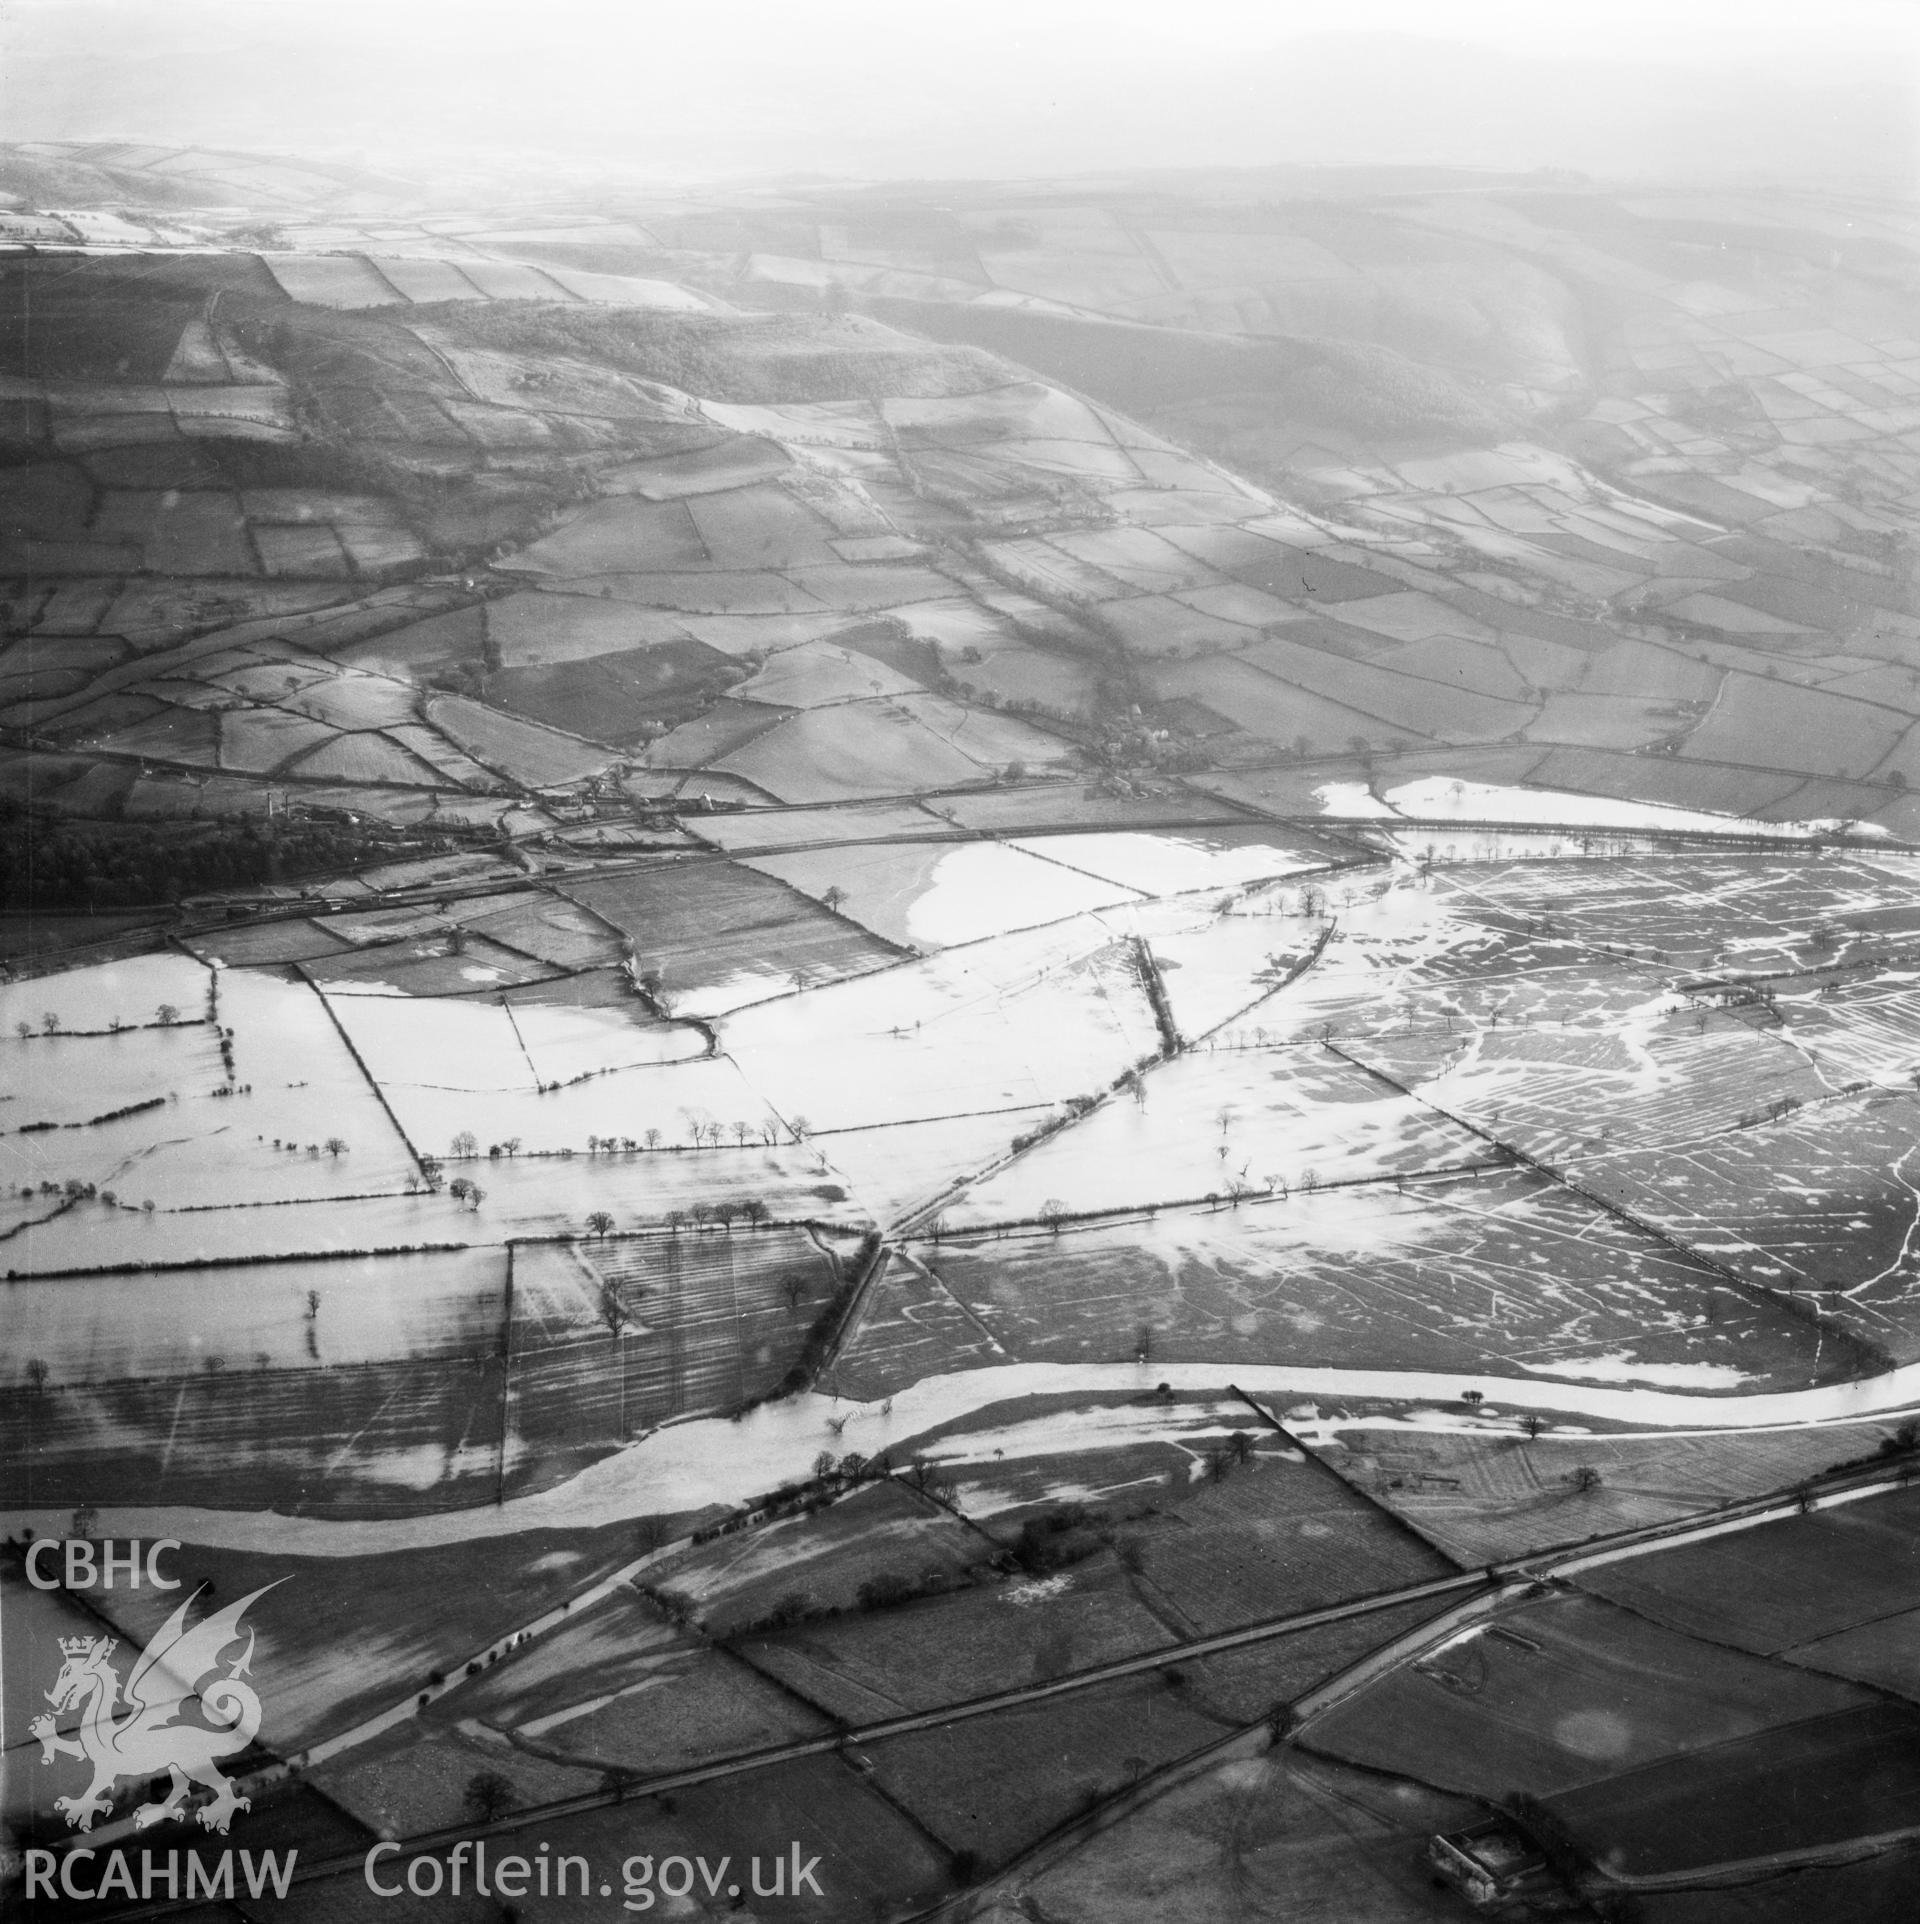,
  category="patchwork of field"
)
[4,251,1179,835]
[1260,1476,1920,1900]
[15,849,1920,1389]
[21,173,1920,895]
[836,191,1920,827]
[14,166,1920,1915]
[11,894,1920,1904]
[1299,1588,1878,1801]
[25,186,1920,860]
